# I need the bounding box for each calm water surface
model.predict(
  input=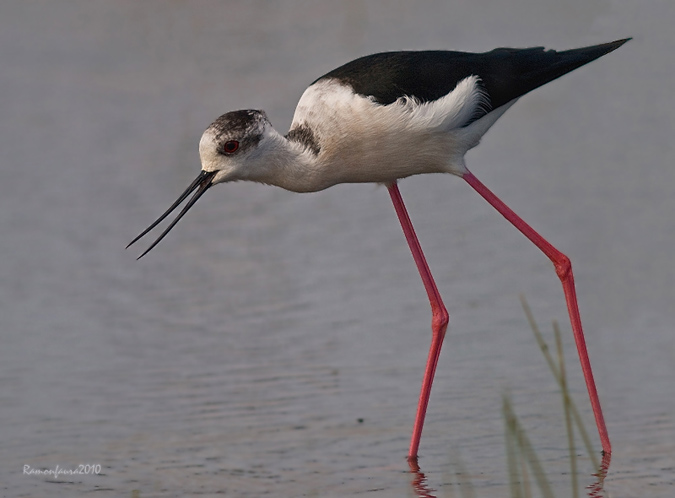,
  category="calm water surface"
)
[1,1,673,496]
